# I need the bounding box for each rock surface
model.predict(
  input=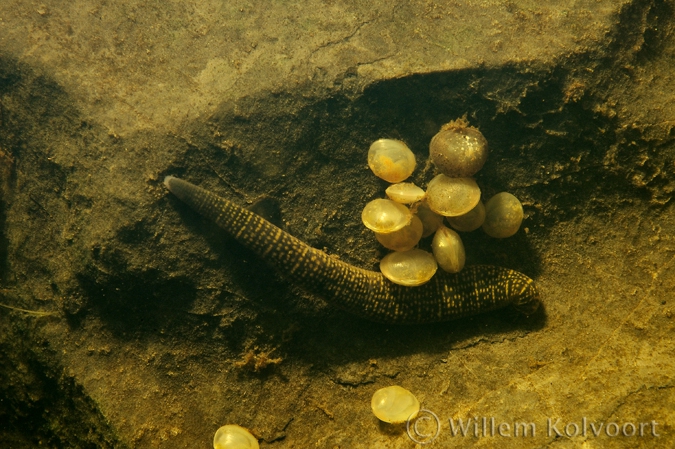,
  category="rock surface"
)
[0,0,673,447]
